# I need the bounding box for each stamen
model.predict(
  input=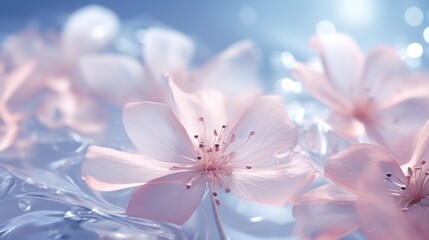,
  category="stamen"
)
[195,117,208,145]
[186,183,192,189]
[229,133,235,144]
[214,144,220,151]
[408,167,413,177]
[227,131,256,153]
